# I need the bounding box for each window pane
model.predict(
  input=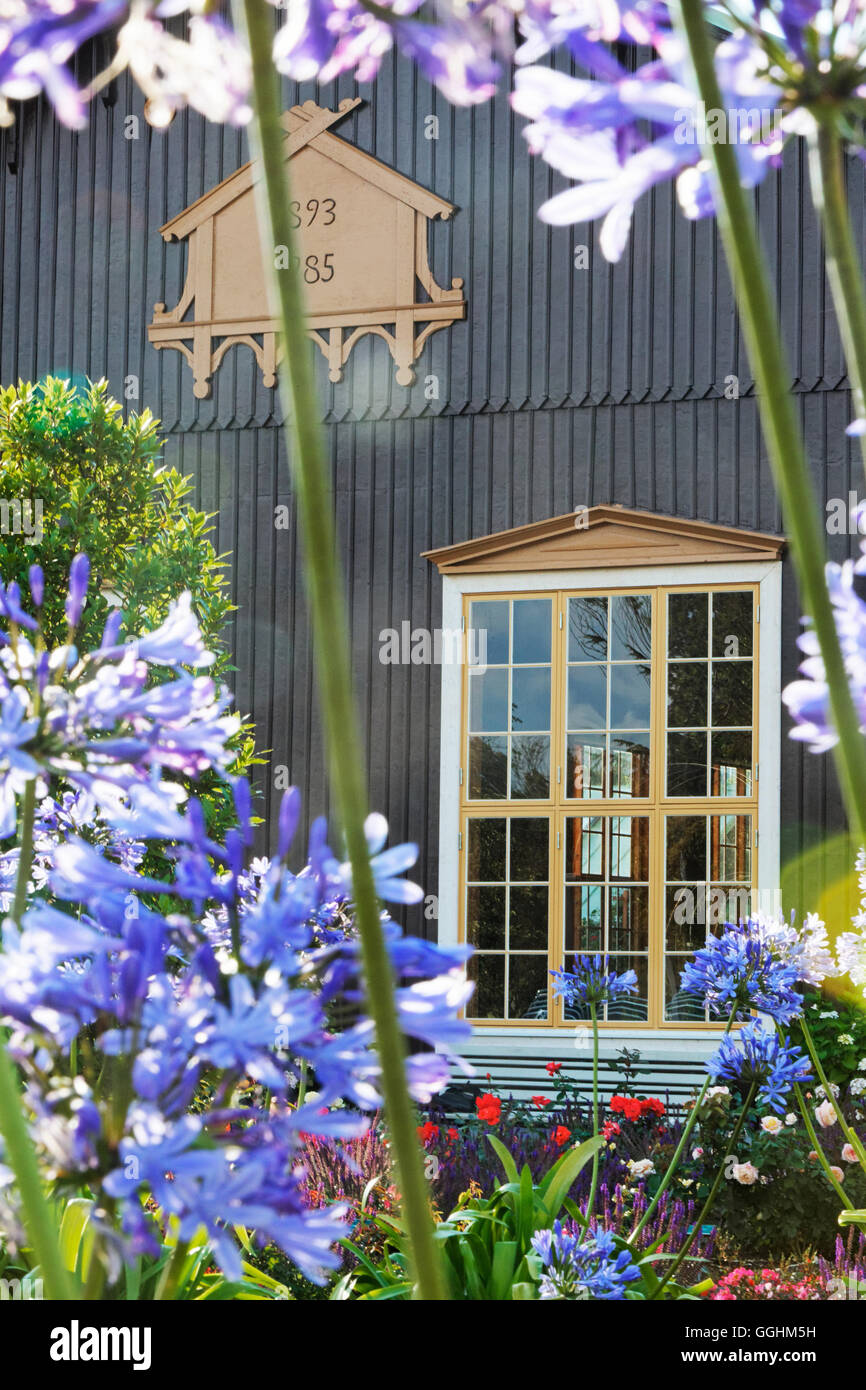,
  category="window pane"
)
[513,598,551,664]
[509,886,548,949]
[511,667,550,731]
[710,814,751,881]
[467,955,505,1019]
[668,663,708,728]
[565,817,605,879]
[667,731,708,795]
[509,955,548,1020]
[469,667,508,732]
[510,735,549,798]
[568,595,608,661]
[606,956,648,1021]
[707,884,751,929]
[711,660,752,727]
[564,887,603,950]
[567,665,607,729]
[611,594,651,661]
[468,817,506,881]
[609,816,650,880]
[469,600,509,666]
[668,592,709,657]
[665,957,706,1021]
[466,886,506,948]
[566,736,606,799]
[666,816,707,881]
[468,735,508,798]
[610,663,651,728]
[609,886,648,952]
[665,885,706,952]
[610,735,650,797]
[711,731,752,796]
[510,817,548,881]
[712,591,753,658]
